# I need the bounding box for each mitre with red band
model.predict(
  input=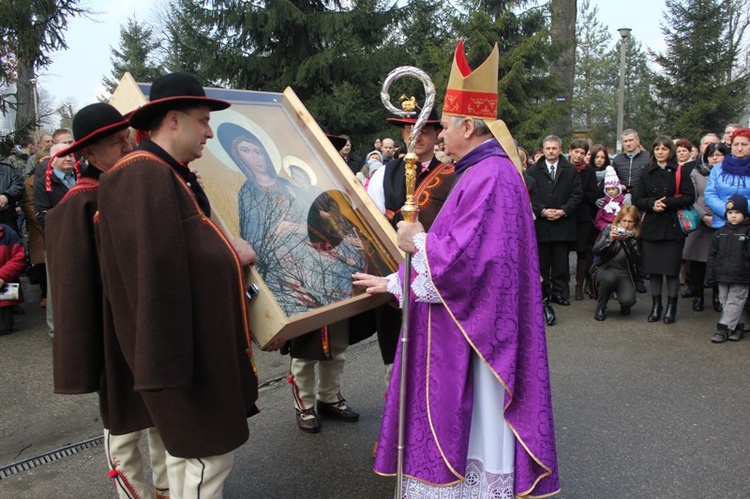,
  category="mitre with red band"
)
[443,40,500,120]
[442,40,523,175]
